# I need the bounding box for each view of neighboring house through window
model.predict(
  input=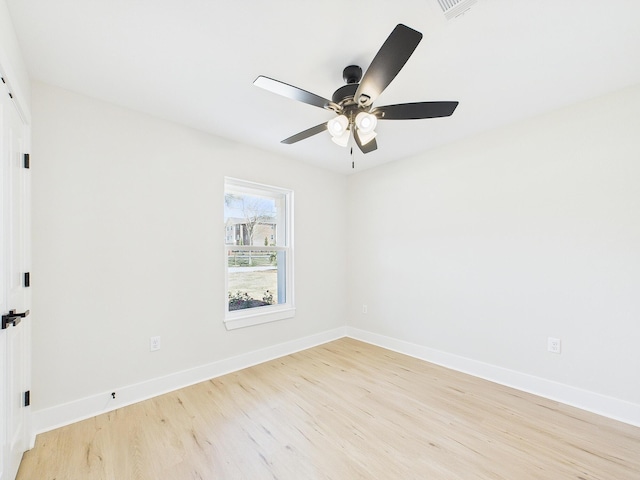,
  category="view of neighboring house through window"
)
[224,178,294,329]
